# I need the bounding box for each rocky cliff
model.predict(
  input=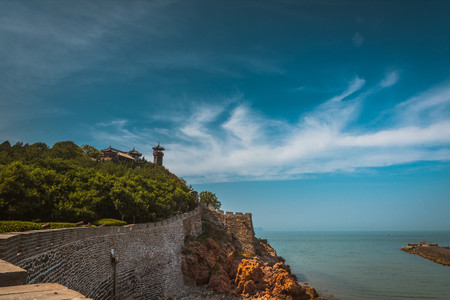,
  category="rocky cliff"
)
[180,205,319,299]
